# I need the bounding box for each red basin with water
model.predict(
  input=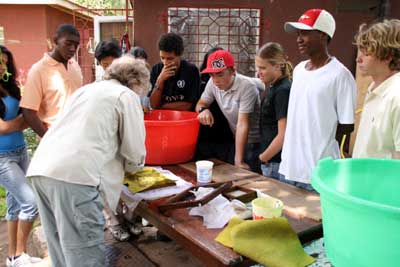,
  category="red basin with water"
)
[144,110,200,165]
